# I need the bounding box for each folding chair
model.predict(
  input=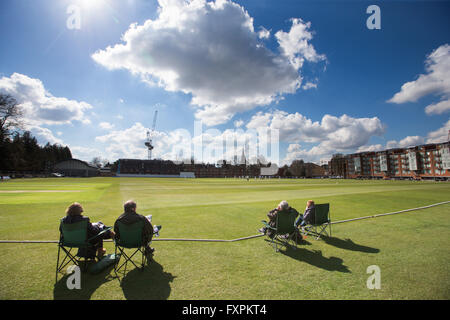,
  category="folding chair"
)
[114,220,148,279]
[56,219,111,282]
[261,209,301,252]
[302,203,331,240]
